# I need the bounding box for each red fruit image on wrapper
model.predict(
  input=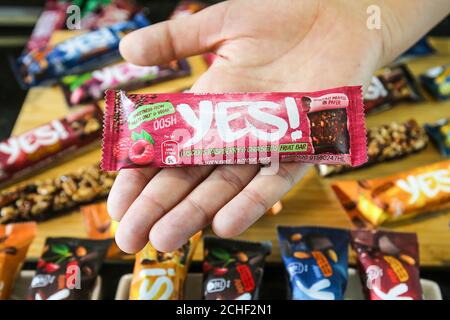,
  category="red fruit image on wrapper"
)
[101,87,367,170]
[350,229,422,300]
